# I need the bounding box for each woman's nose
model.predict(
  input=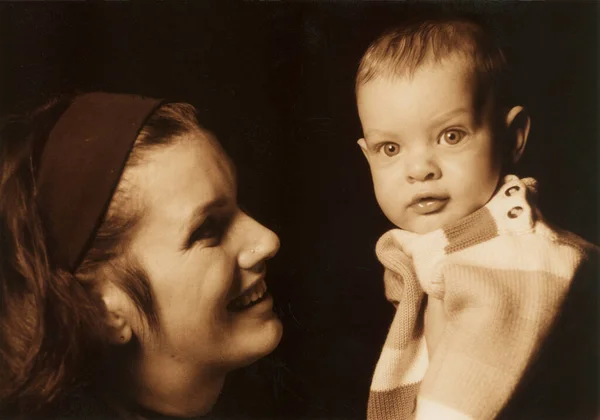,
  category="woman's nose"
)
[405,150,441,183]
[237,213,280,272]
